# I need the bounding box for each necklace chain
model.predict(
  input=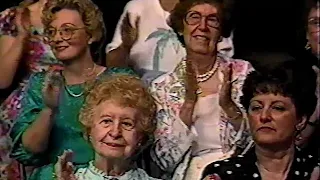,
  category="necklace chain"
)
[63,64,97,98]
